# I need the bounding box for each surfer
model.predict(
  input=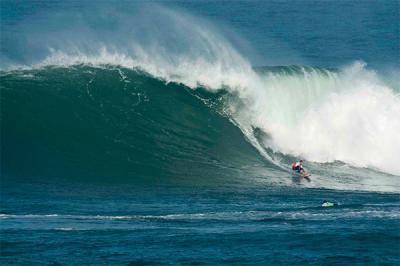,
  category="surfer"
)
[291,160,311,181]
[292,160,305,174]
